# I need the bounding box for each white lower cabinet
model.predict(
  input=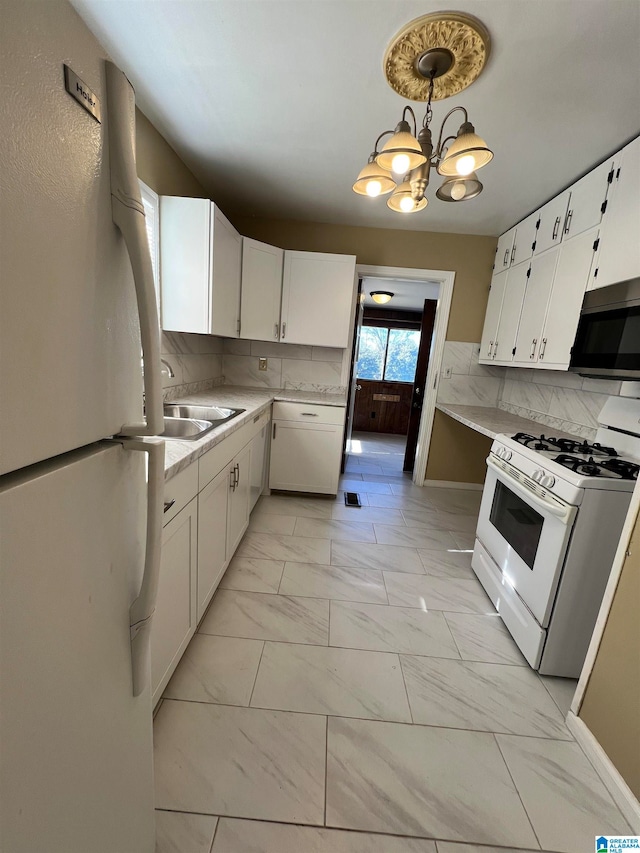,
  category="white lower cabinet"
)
[249,422,269,511]
[269,403,345,494]
[227,442,252,558]
[197,466,229,623]
[151,497,198,706]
